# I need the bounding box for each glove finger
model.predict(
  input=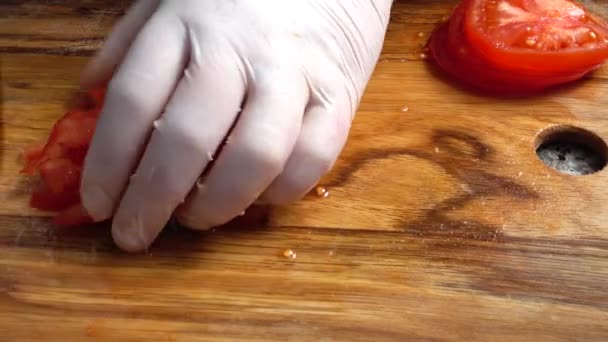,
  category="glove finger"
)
[110,51,246,252]
[176,70,309,230]
[259,86,352,204]
[80,13,187,221]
